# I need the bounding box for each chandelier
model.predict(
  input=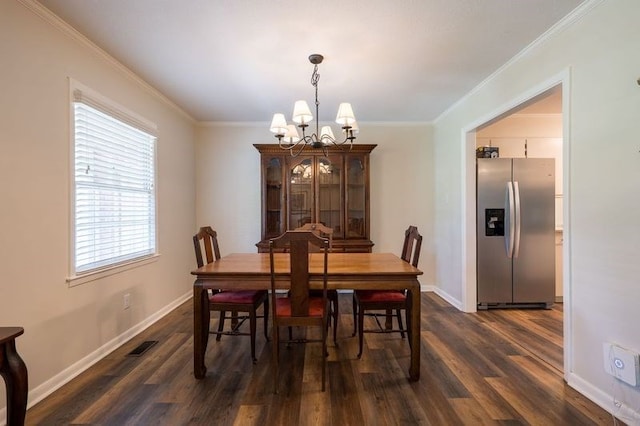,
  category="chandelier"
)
[269,54,358,157]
